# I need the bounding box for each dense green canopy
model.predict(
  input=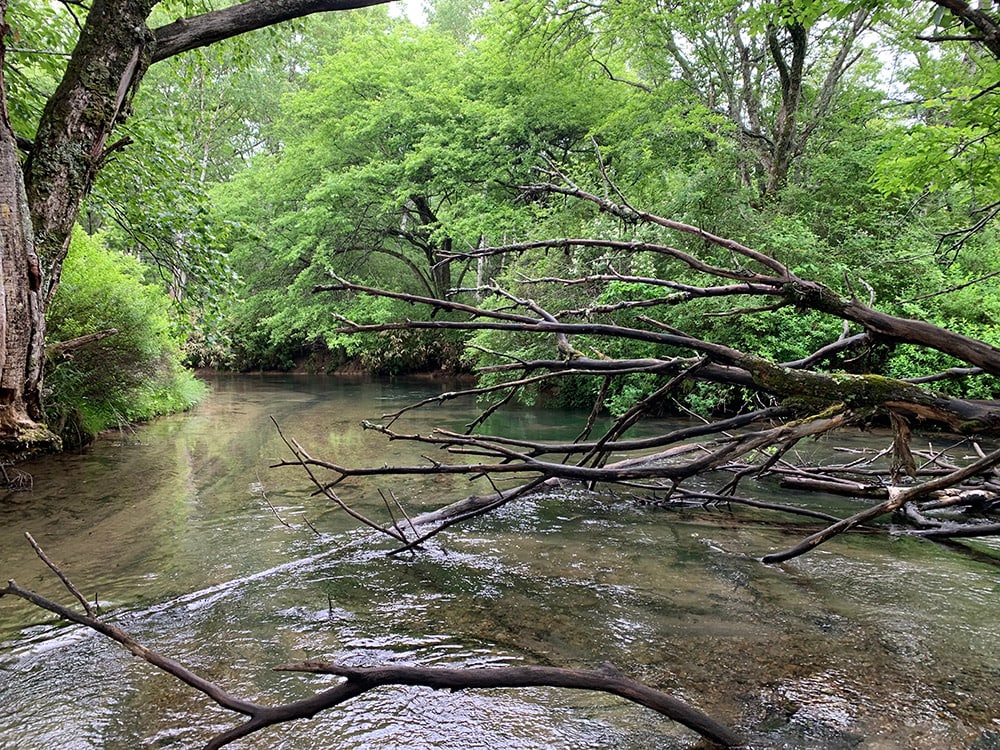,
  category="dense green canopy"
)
[161,1,1000,412]
[6,0,999,429]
